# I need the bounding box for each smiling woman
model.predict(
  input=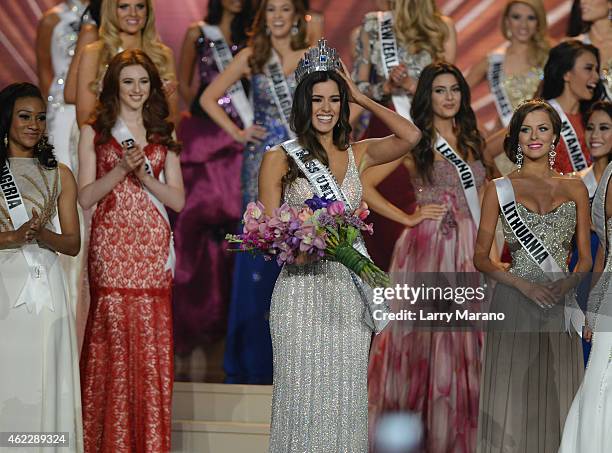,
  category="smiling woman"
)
[0,83,82,451]
[78,49,183,453]
[74,0,178,127]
